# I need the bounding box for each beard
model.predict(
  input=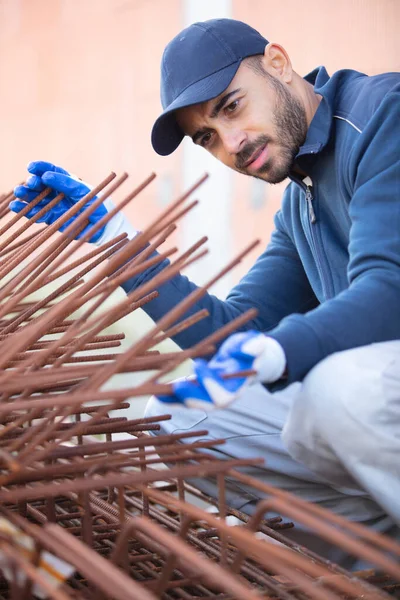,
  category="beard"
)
[235,78,308,184]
